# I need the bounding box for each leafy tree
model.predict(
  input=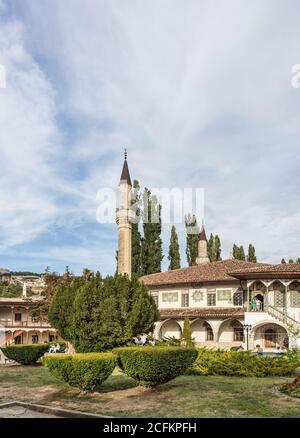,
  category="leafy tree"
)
[49,273,159,352]
[0,284,24,298]
[182,316,193,347]
[48,278,80,341]
[168,226,181,270]
[32,270,73,322]
[289,259,294,264]
[185,214,199,266]
[232,244,246,261]
[247,244,257,263]
[141,188,163,275]
[208,234,222,262]
[131,180,142,276]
